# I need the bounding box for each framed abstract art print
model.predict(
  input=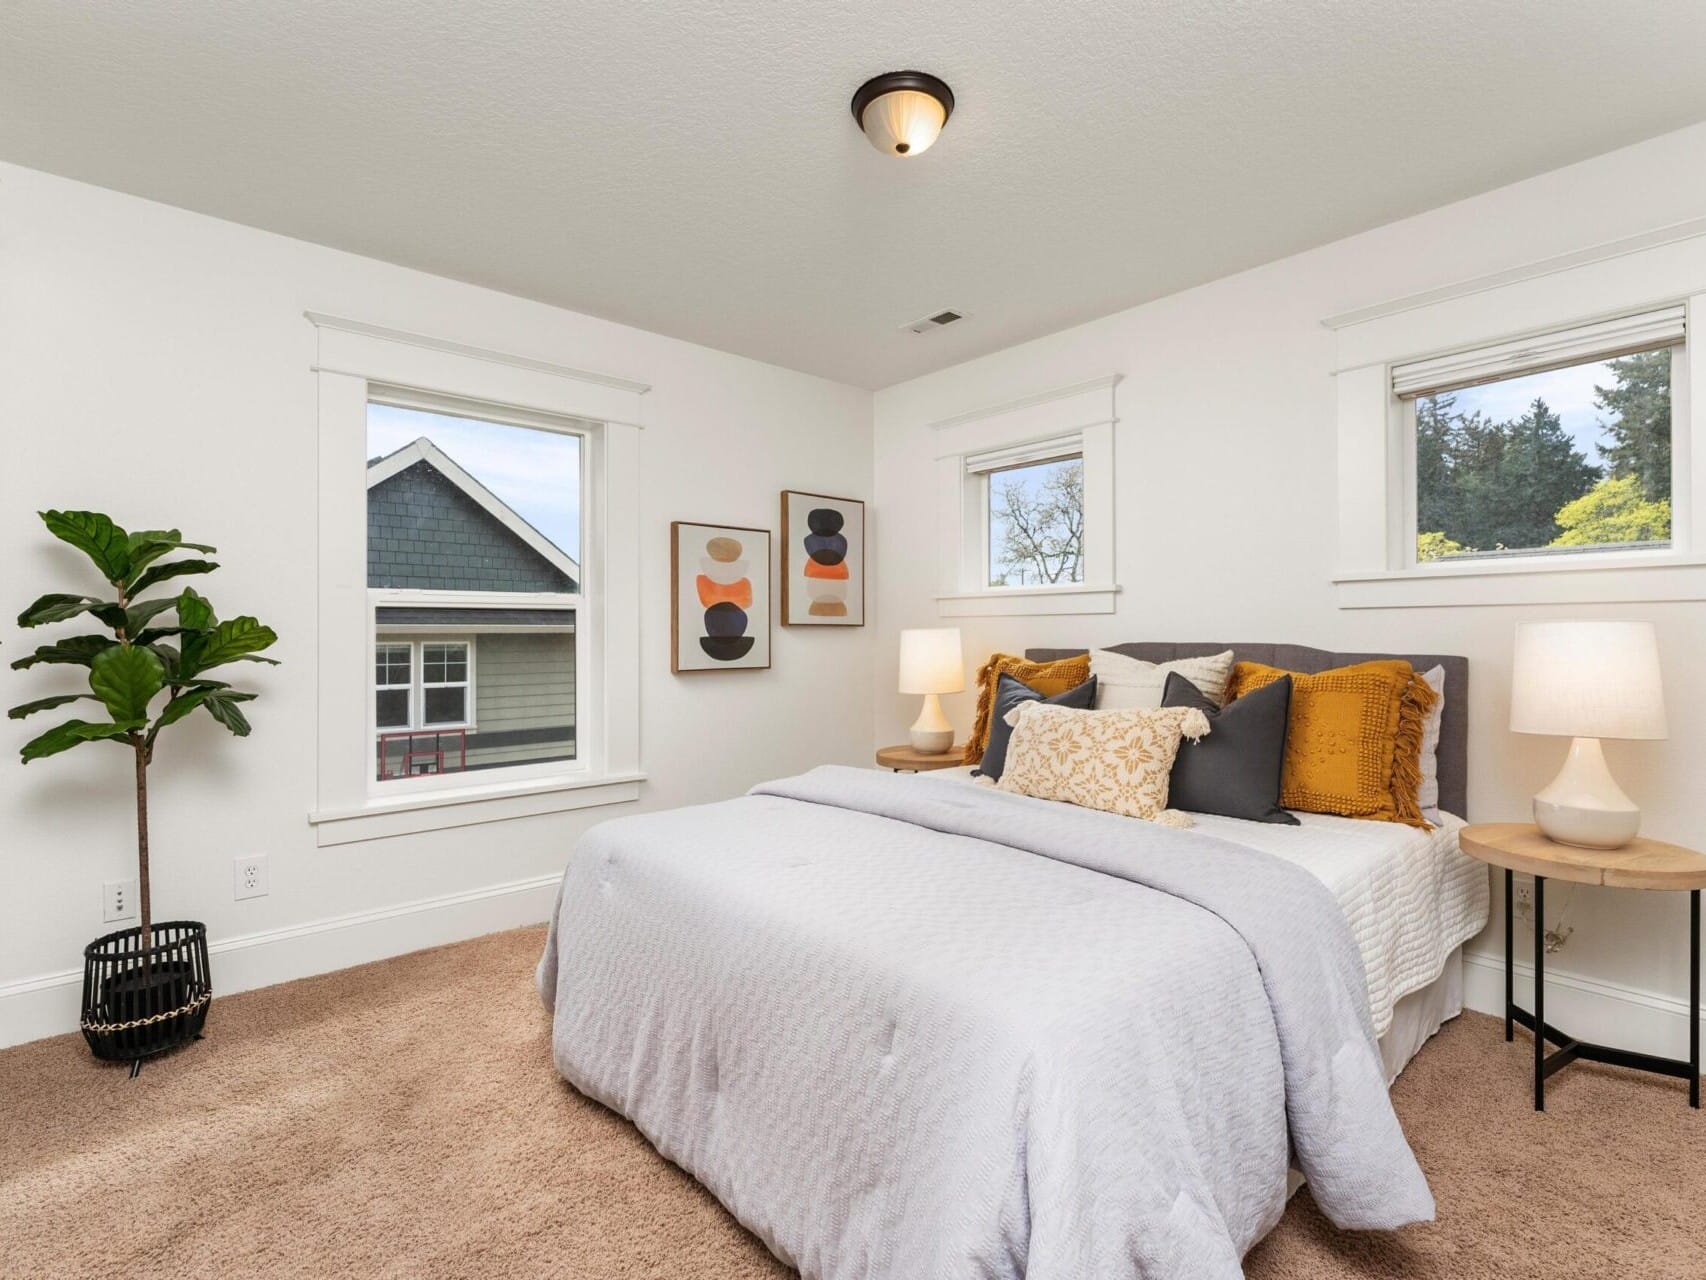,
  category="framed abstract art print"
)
[670,521,771,672]
[780,491,864,626]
